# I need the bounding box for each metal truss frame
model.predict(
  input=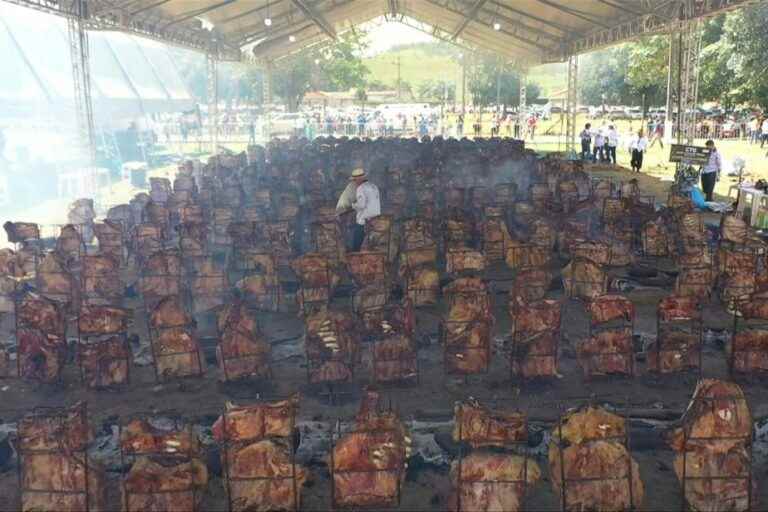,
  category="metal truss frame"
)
[67,0,96,167]
[206,47,219,155]
[551,0,758,61]
[565,55,578,154]
[262,61,273,141]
